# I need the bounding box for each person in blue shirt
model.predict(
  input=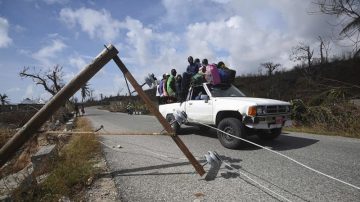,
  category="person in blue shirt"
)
[186,56,199,75]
